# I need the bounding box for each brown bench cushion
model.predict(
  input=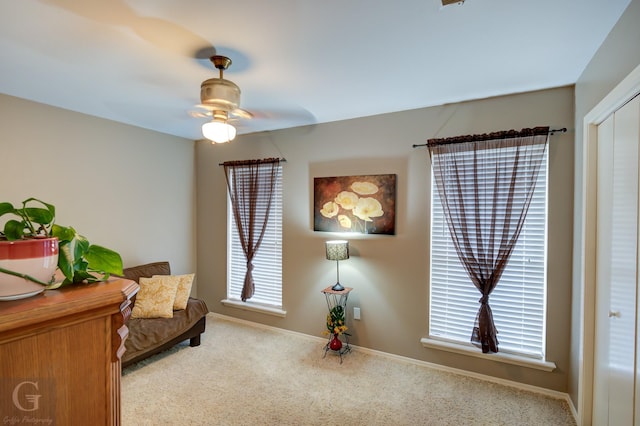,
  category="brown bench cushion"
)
[123,297,209,364]
[121,261,171,284]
